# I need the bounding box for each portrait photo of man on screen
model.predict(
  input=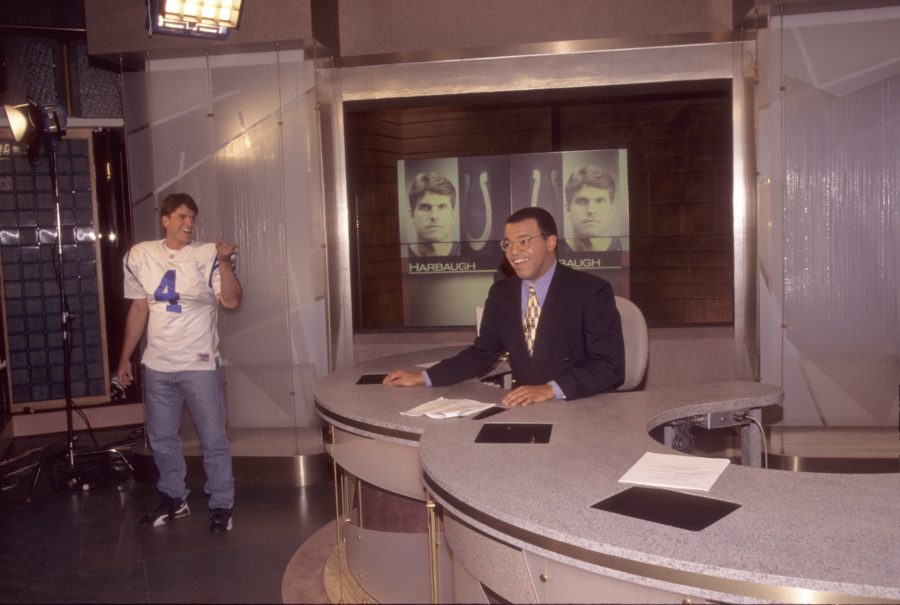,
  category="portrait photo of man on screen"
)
[562,165,622,253]
[406,171,460,257]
